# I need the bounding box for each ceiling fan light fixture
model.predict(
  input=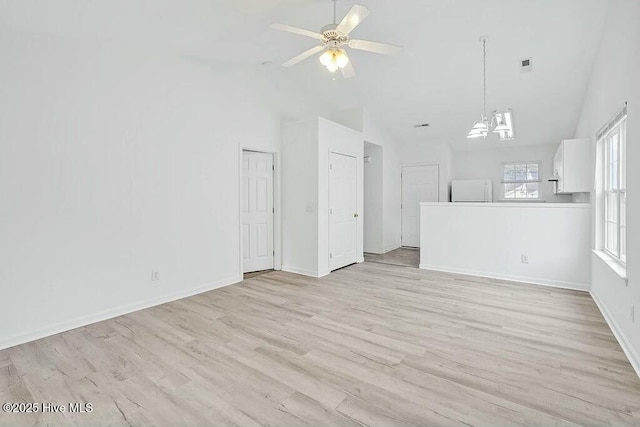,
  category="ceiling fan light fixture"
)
[320,48,349,72]
[319,50,333,66]
[335,49,349,68]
